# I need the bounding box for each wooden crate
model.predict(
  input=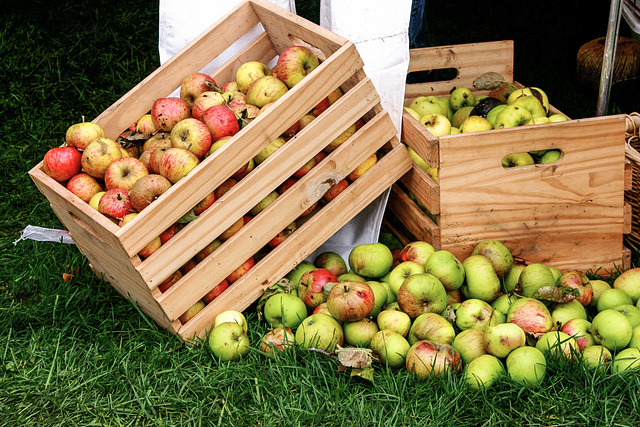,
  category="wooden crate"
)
[28,0,412,341]
[385,40,632,274]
